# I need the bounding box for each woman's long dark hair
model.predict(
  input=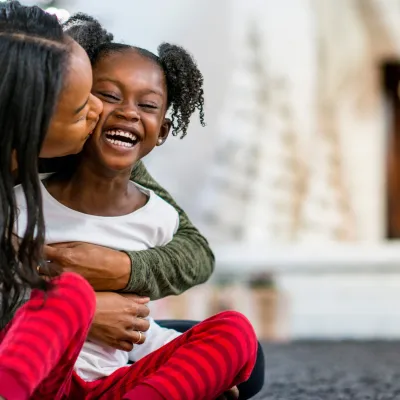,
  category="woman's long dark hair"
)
[0,1,69,323]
